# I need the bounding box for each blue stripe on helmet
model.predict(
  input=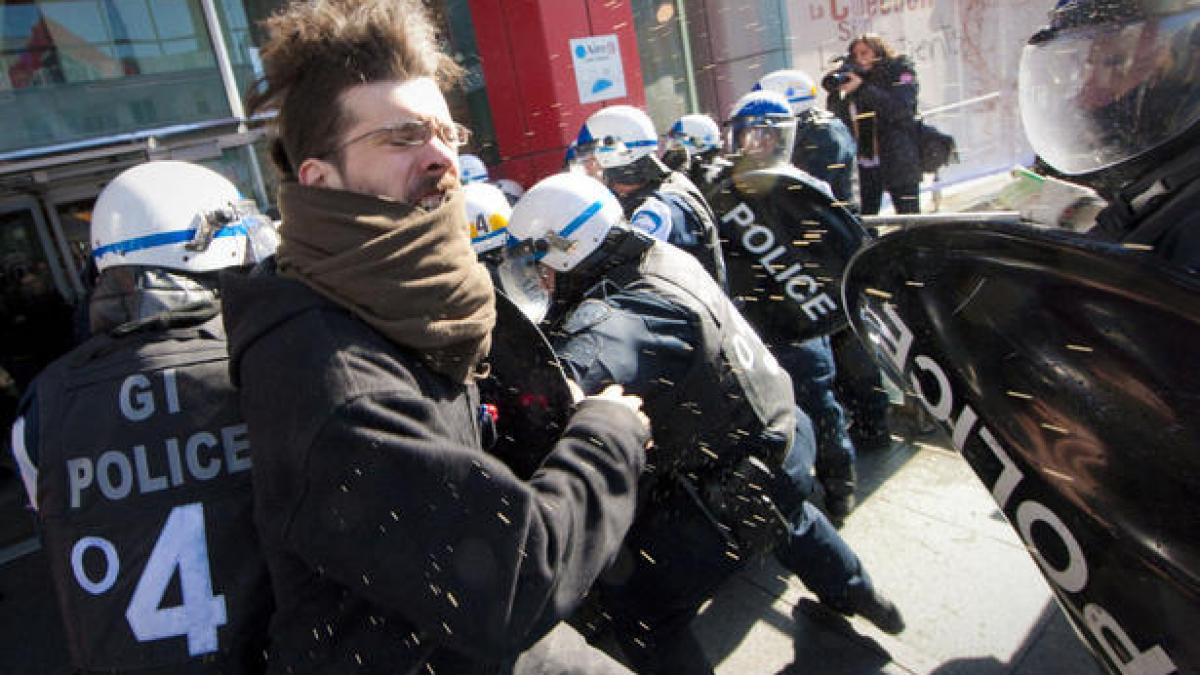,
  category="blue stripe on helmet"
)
[92,225,249,261]
[735,97,792,118]
[560,200,603,238]
[624,139,658,149]
[533,199,603,260]
[472,228,509,244]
